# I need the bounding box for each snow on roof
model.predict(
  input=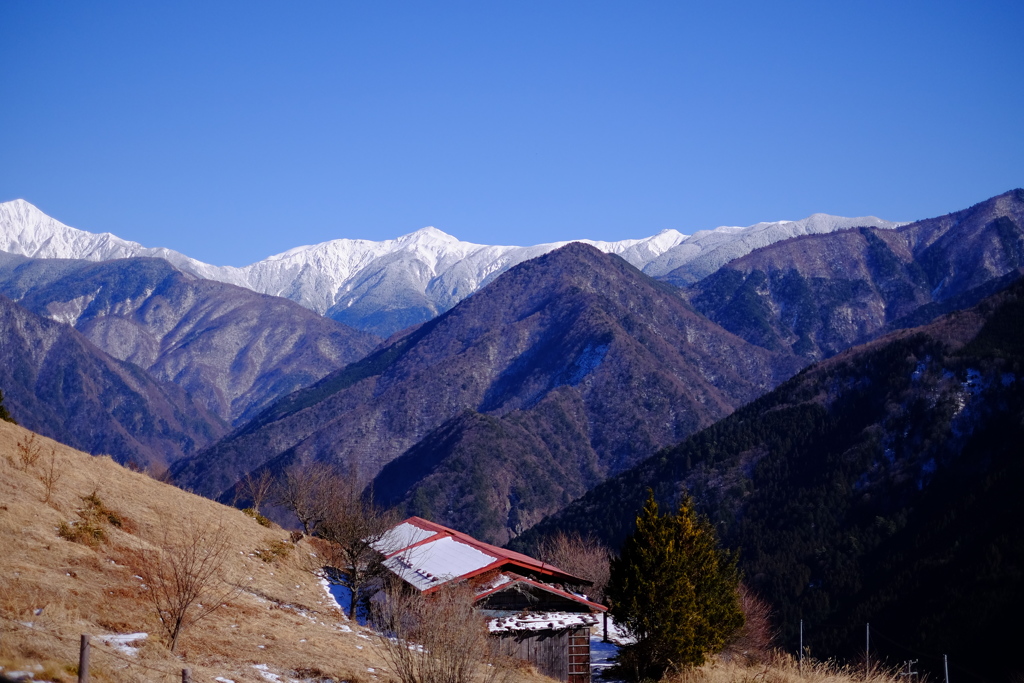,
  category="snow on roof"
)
[487,612,599,633]
[375,521,436,555]
[376,517,590,587]
[385,536,498,592]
